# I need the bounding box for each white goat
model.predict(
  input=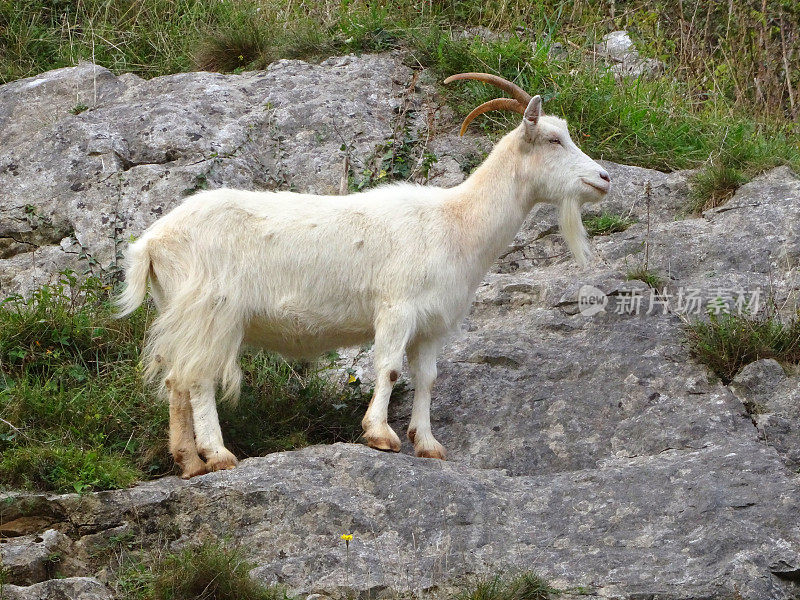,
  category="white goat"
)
[117,73,610,478]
